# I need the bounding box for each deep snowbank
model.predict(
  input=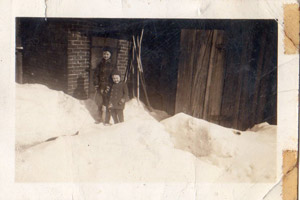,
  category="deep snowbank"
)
[161,113,238,158]
[16,119,199,182]
[16,84,94,148]
[162,113,277,182]
[16,83,165,149]
[15,83,278,199]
